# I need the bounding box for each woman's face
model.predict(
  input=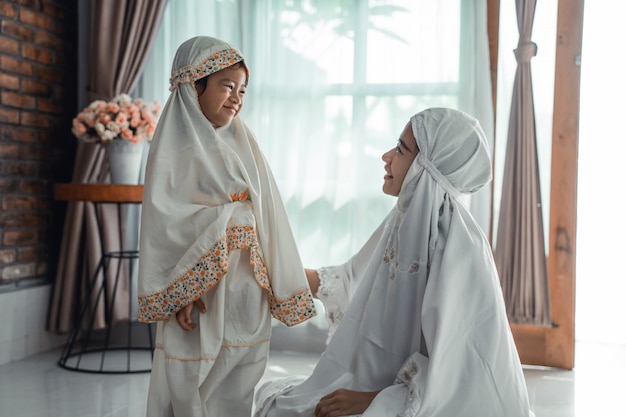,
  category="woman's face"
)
[381,122,419,196]
[195,64,247,127]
